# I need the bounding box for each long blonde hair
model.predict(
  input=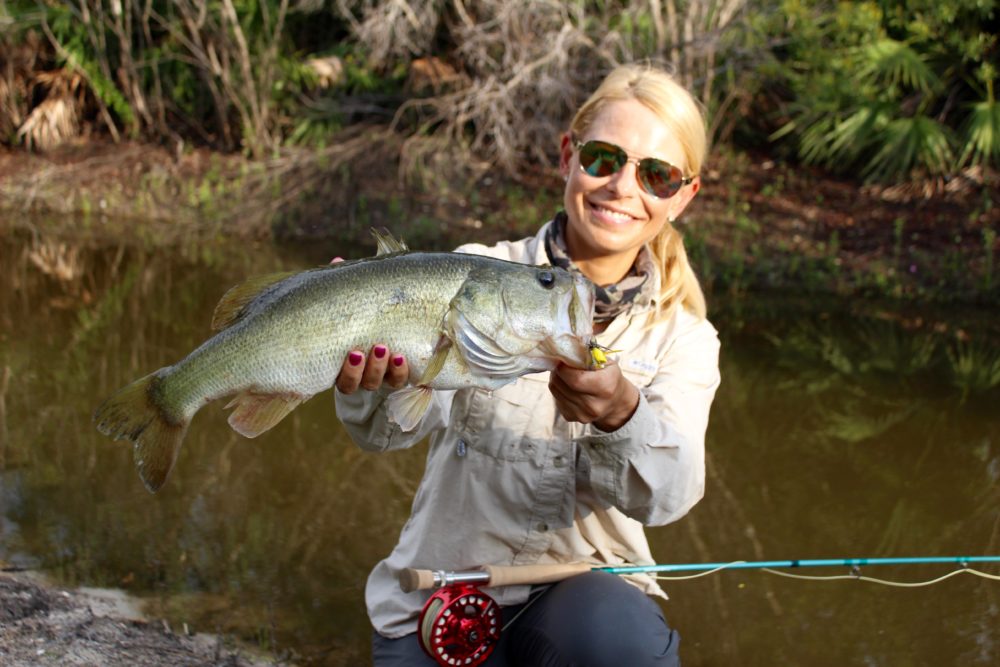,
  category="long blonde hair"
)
[569,64,708,321]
